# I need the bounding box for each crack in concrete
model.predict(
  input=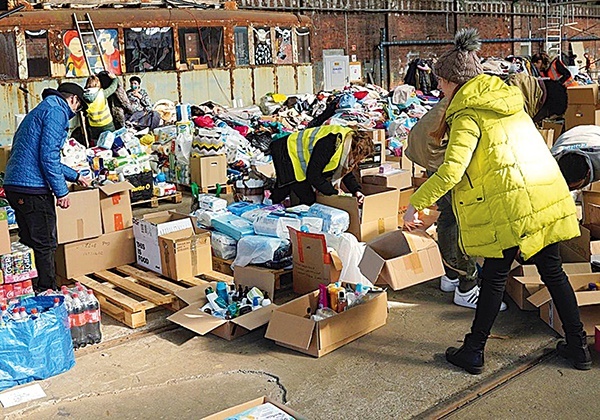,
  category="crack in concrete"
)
[4,369,288,419]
